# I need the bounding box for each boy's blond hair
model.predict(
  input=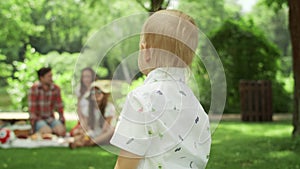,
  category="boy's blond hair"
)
[139,10,198,73]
